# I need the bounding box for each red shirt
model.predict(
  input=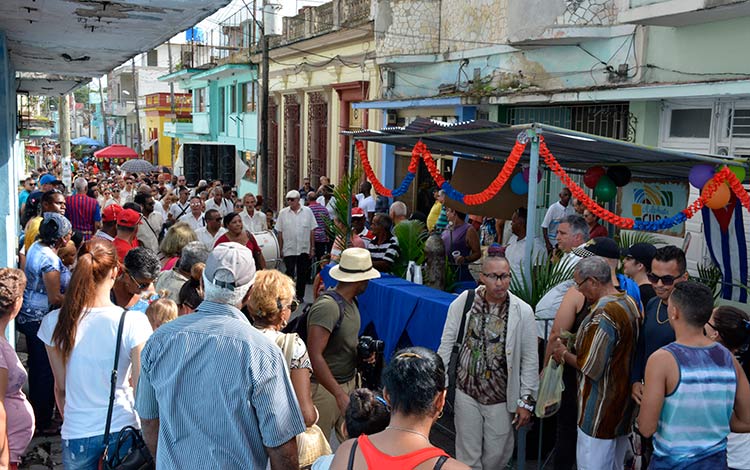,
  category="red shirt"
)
[113,237,138,263]
[214,233,261,257]
[589,223,608,238]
